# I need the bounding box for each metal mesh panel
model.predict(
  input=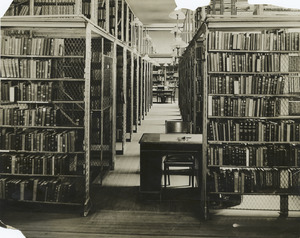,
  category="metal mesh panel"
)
[103,56,112,109]
[103,39,113,57]
[116,47,125,143]
[55,103,84,126]
[90,38,103,169]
